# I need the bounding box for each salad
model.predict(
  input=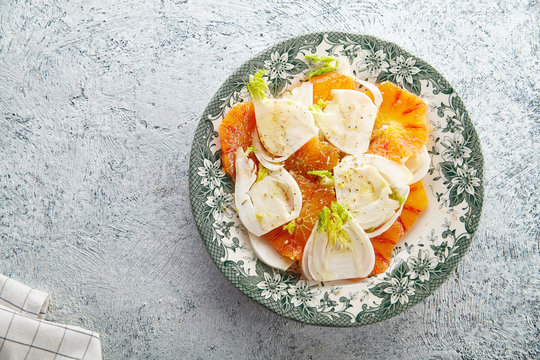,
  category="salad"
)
[219,55,430,282]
